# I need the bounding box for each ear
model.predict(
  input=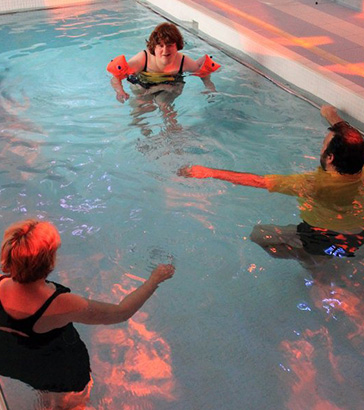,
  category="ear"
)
[326,153,334,164]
